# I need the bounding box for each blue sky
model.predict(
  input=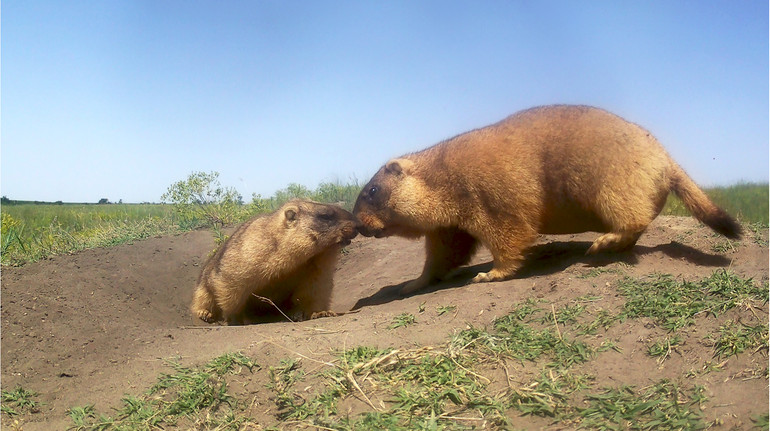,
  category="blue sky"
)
[3,1,768,203]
